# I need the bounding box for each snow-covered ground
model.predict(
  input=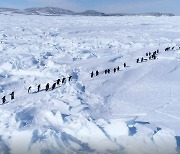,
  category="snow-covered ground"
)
[0,13,180,154]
